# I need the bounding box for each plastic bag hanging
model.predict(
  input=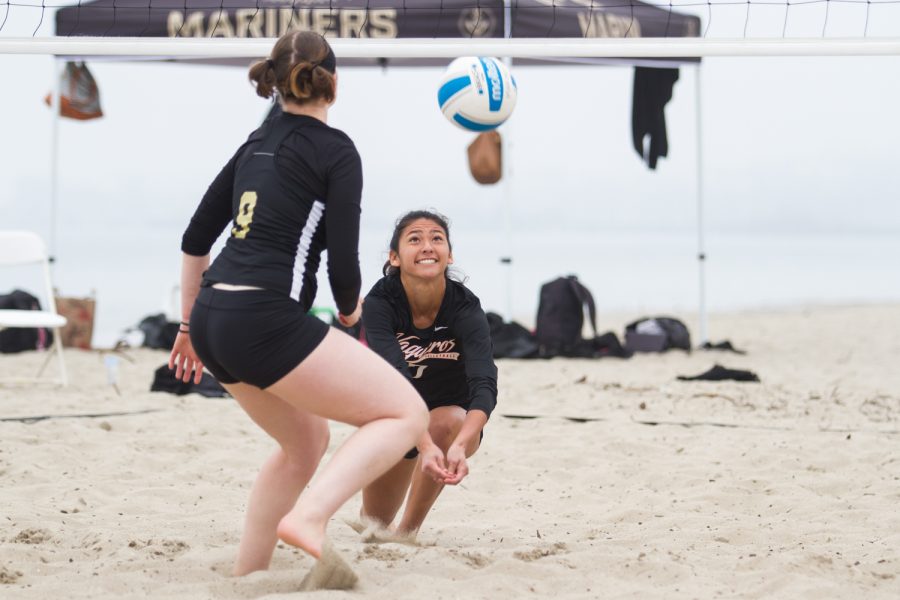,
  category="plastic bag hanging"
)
[44,61,104,120]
